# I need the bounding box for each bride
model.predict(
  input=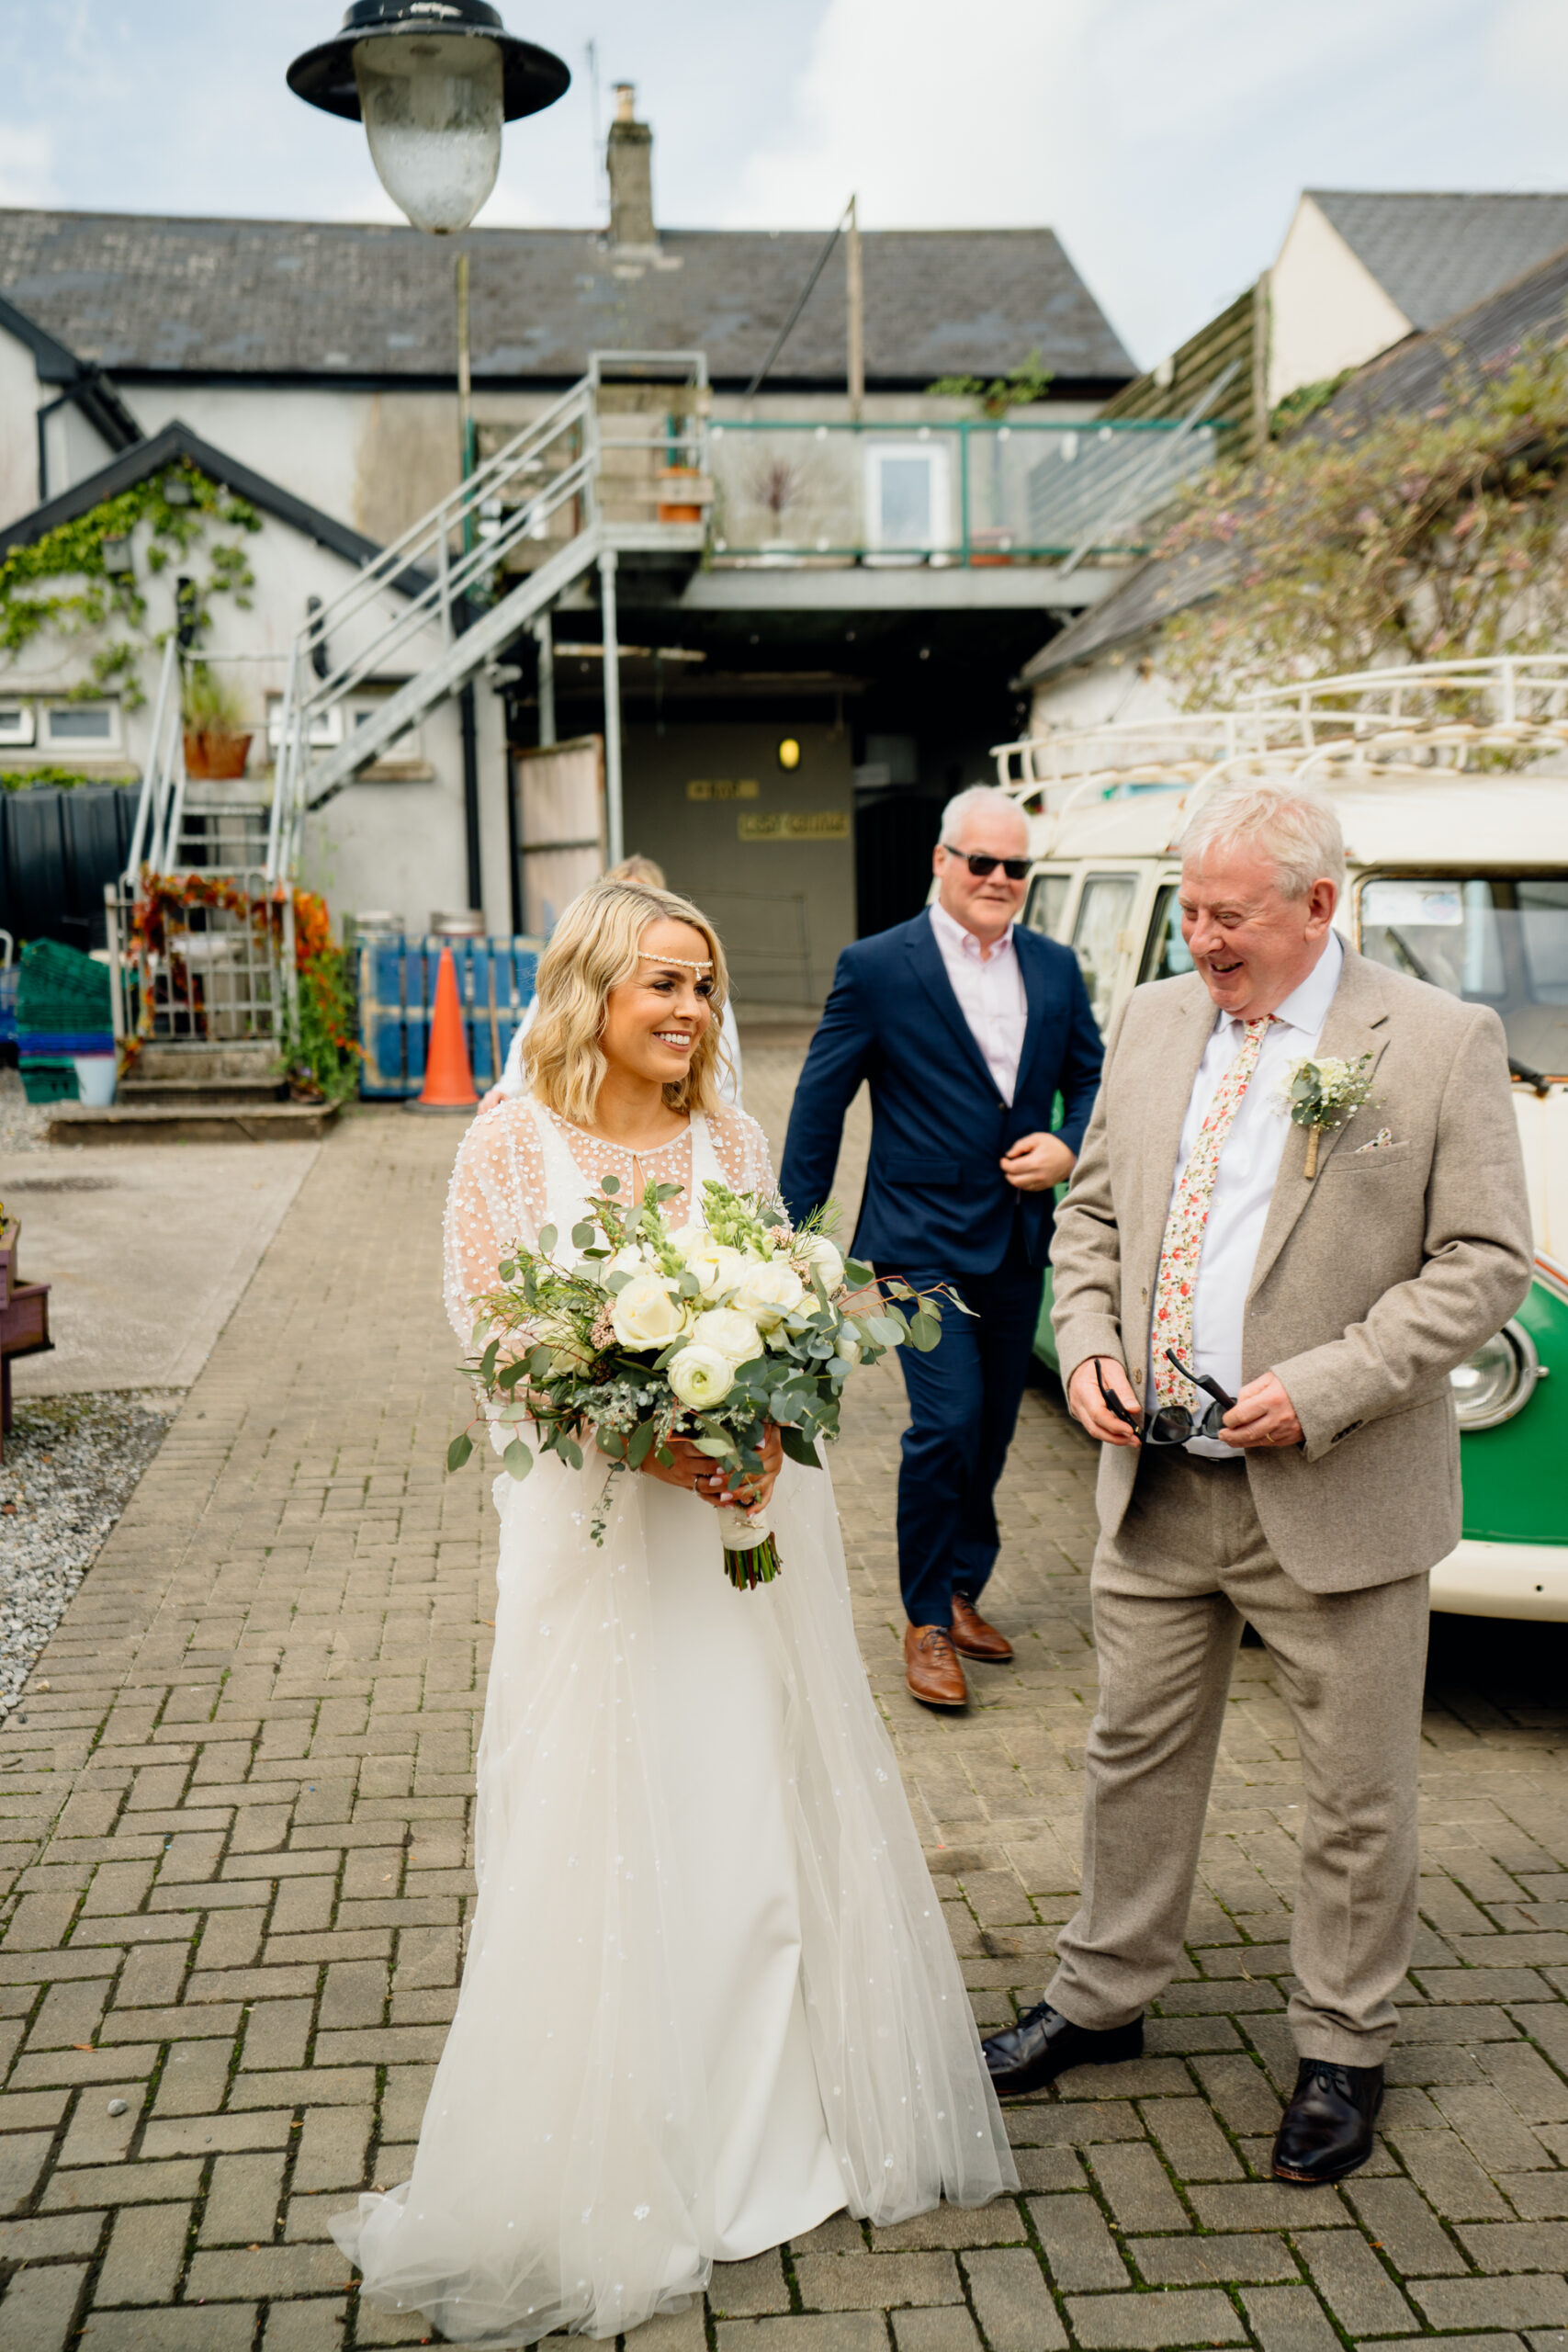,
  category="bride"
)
[333,878,1015,2345]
